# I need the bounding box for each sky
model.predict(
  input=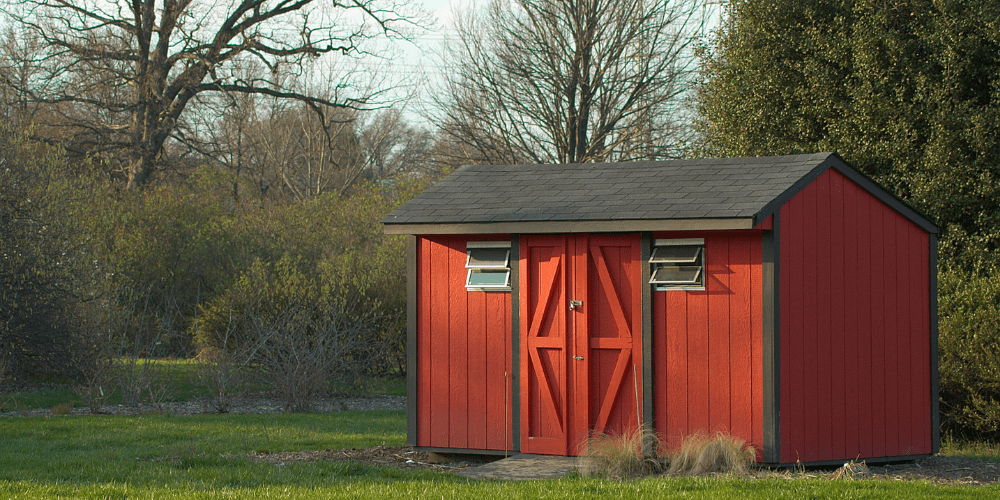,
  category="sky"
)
[389,0,726,127]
